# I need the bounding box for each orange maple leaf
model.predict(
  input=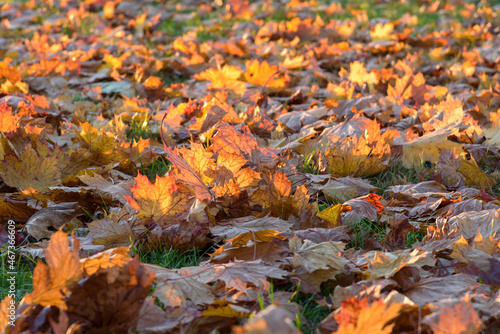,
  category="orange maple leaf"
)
[125,173,189,222]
